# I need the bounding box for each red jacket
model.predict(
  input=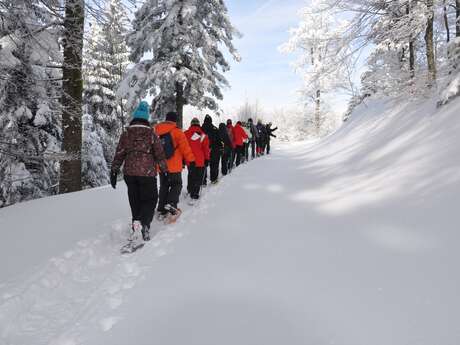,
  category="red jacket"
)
[184,125,210,167]
[233,123,249,147]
